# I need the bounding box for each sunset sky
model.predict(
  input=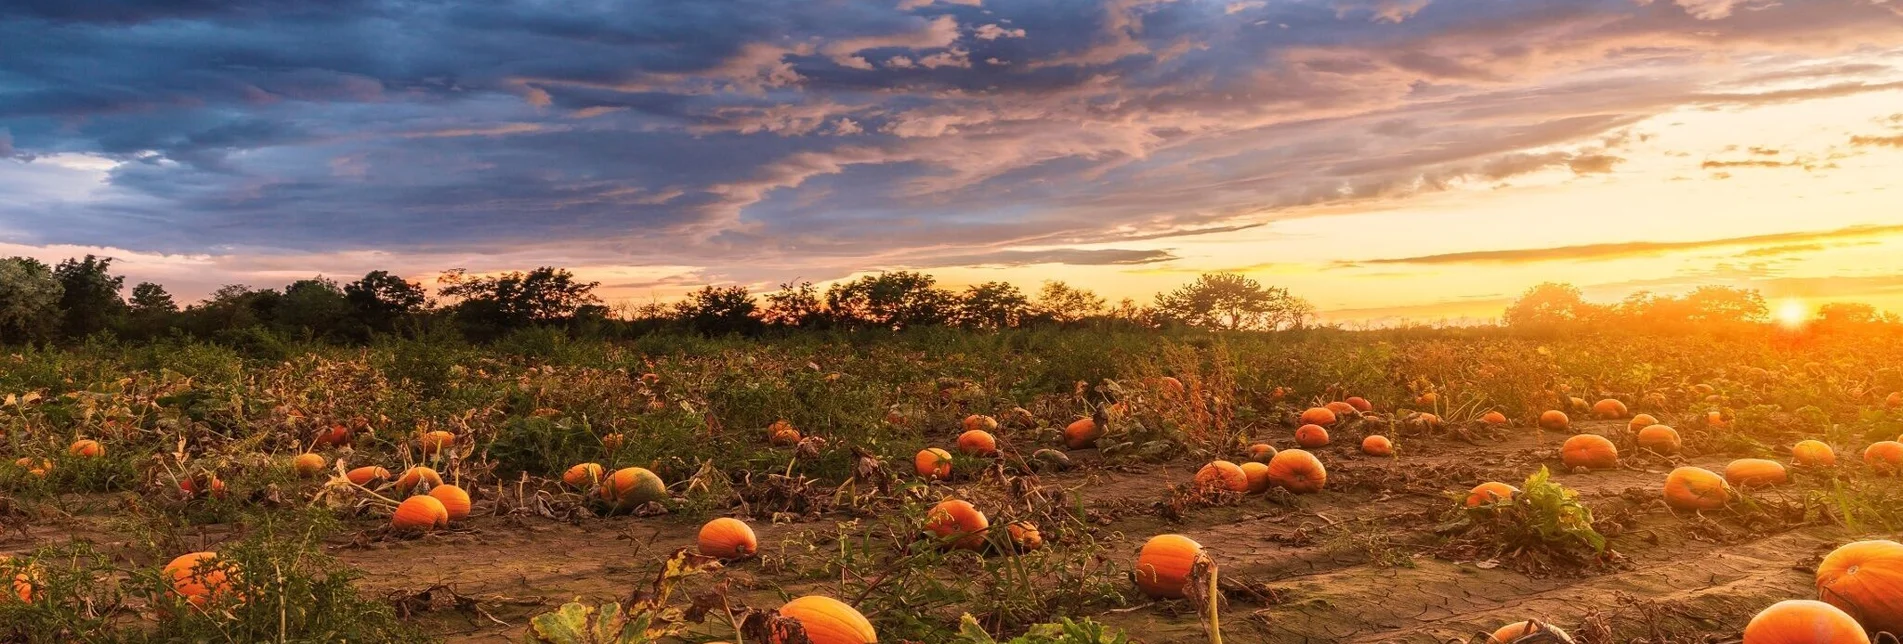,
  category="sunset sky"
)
[3,0,1901,323]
